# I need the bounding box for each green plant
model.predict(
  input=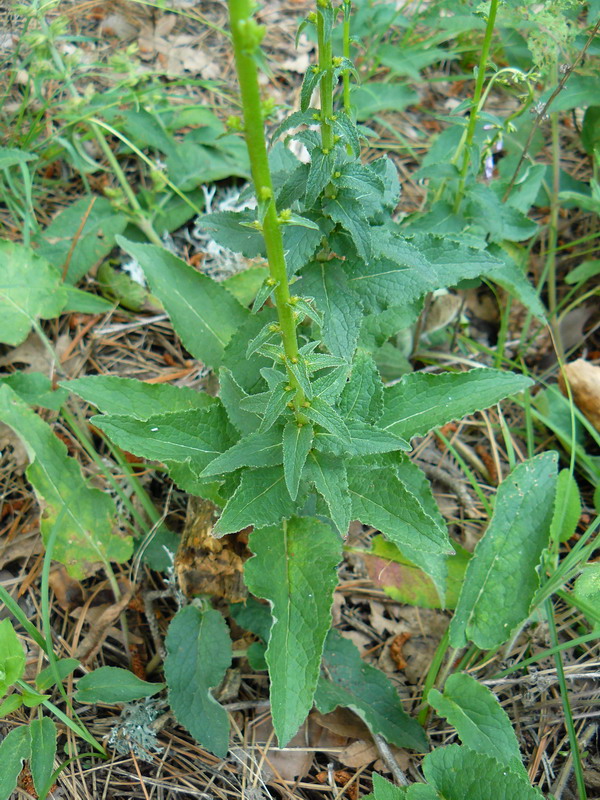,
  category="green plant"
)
[30,0,563,782]
[1,0,598,797]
